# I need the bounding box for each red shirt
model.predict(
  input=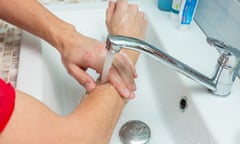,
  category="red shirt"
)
[0,78,15,133]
